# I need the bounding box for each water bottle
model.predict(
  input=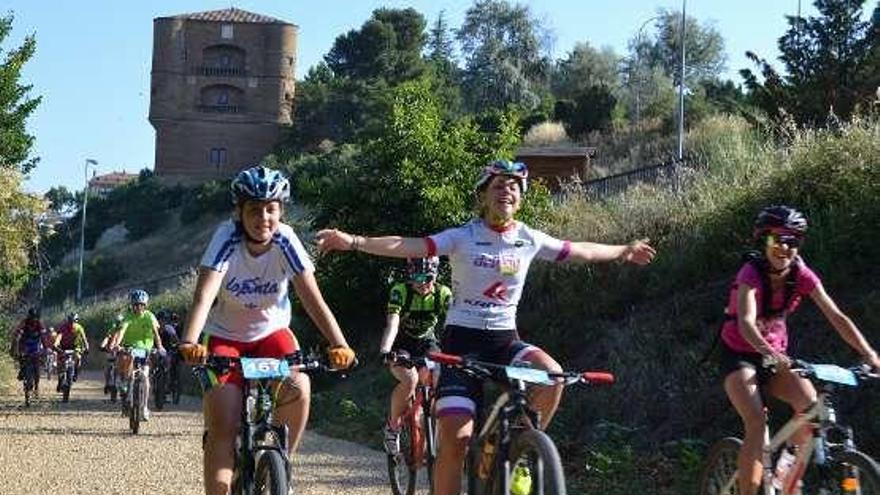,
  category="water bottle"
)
[772,447,796,490]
